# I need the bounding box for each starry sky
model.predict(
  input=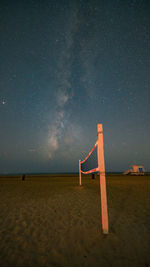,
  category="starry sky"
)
[0,0,150,174]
